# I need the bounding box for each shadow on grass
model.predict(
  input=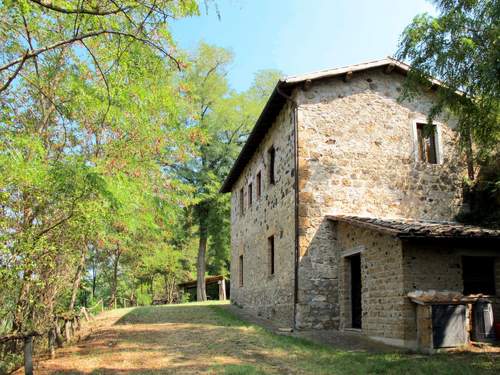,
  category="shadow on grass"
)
[56,303,499,375]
